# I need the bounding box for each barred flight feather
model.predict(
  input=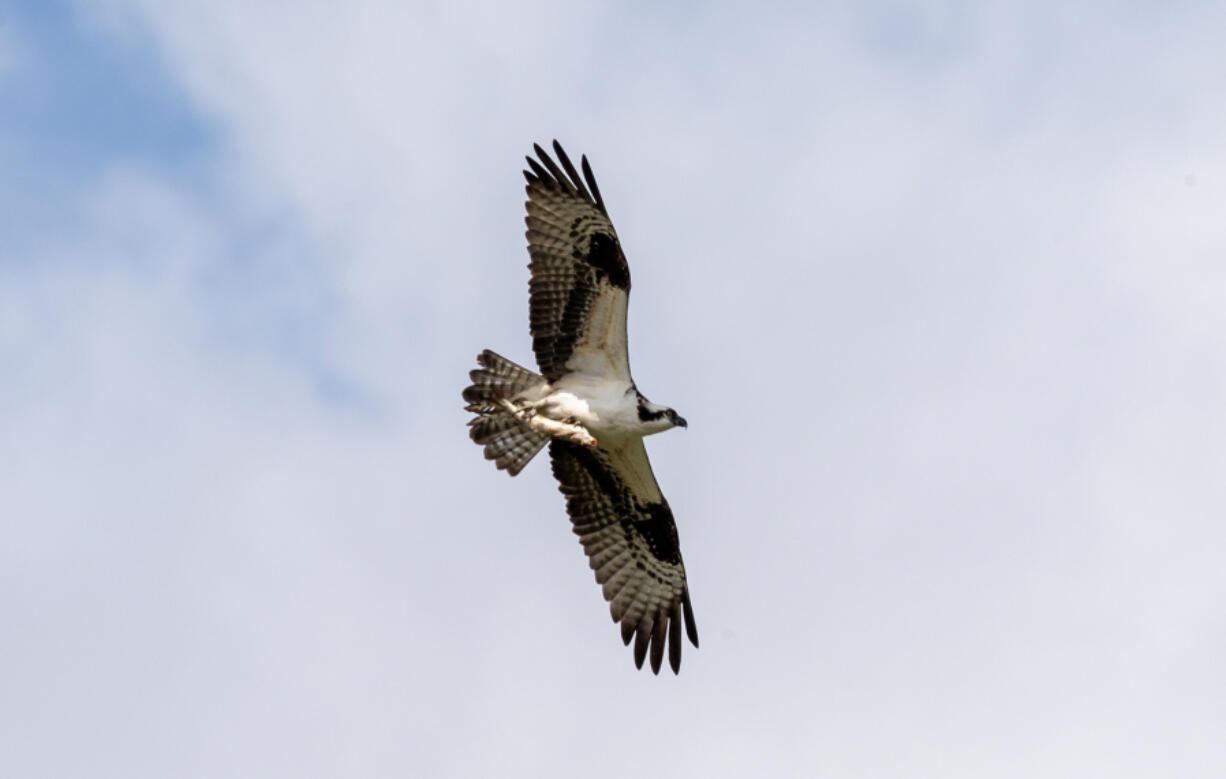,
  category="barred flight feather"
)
[462,141,698,674]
